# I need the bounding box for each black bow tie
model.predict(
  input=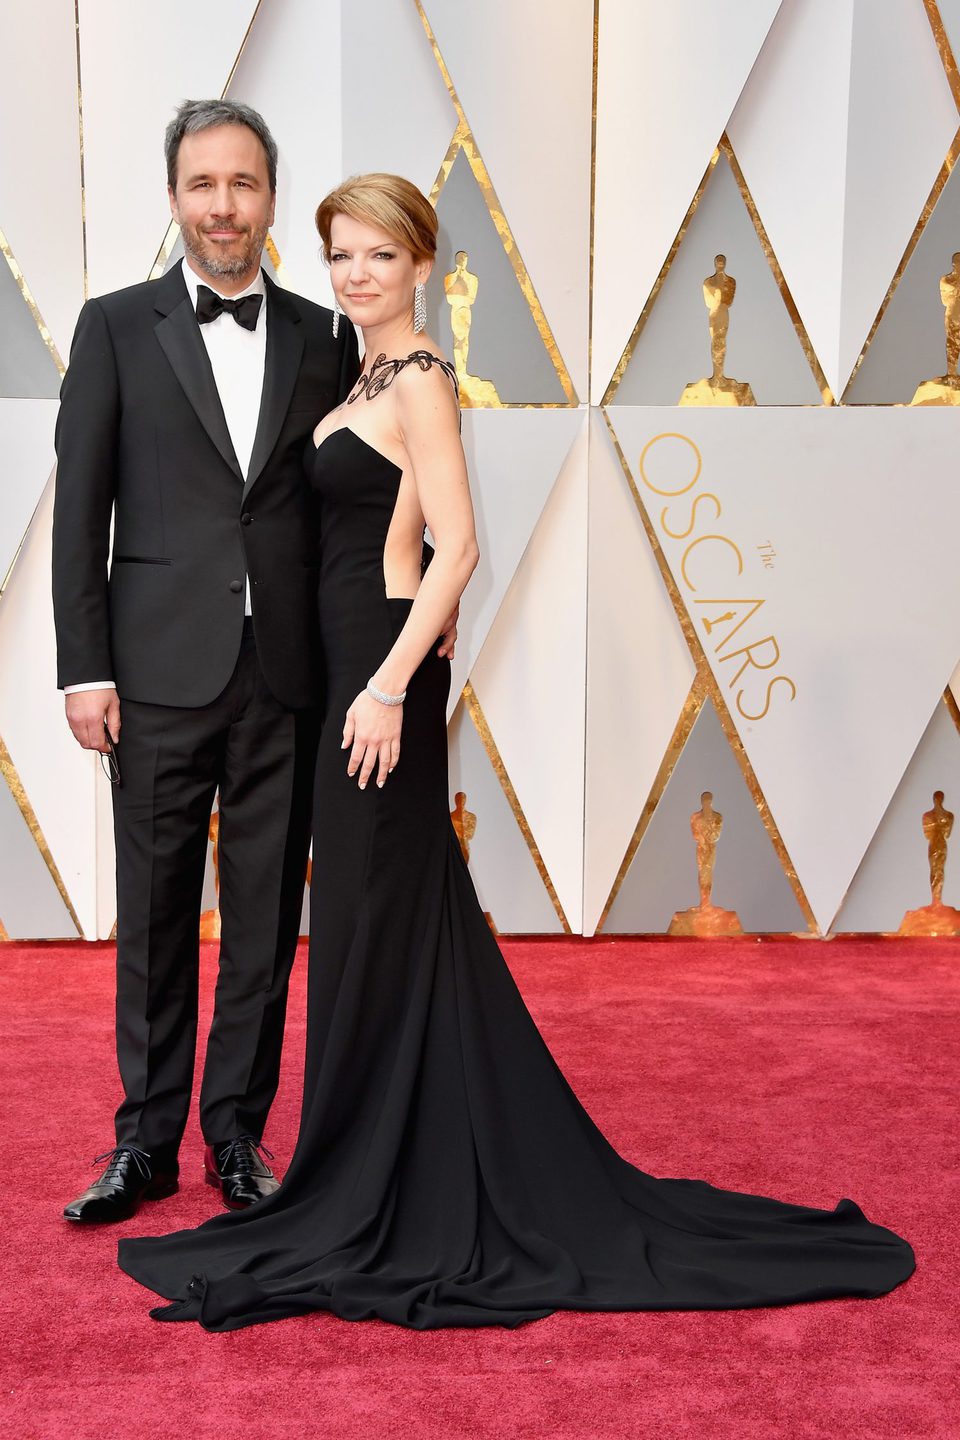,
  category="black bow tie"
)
[195,285,263,331]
